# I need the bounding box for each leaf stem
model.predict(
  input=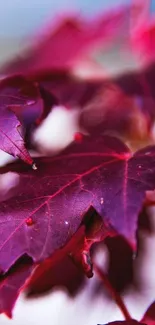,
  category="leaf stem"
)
[94,263,132,321]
